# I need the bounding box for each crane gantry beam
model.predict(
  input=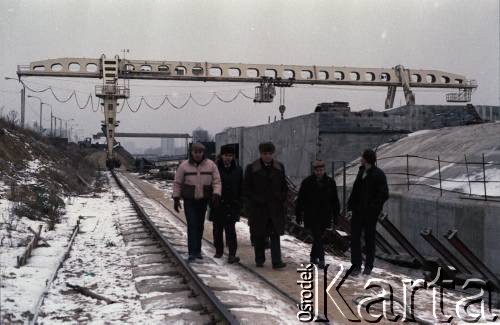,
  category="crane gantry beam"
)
[16,54,478,167]
[18,56,476,89]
